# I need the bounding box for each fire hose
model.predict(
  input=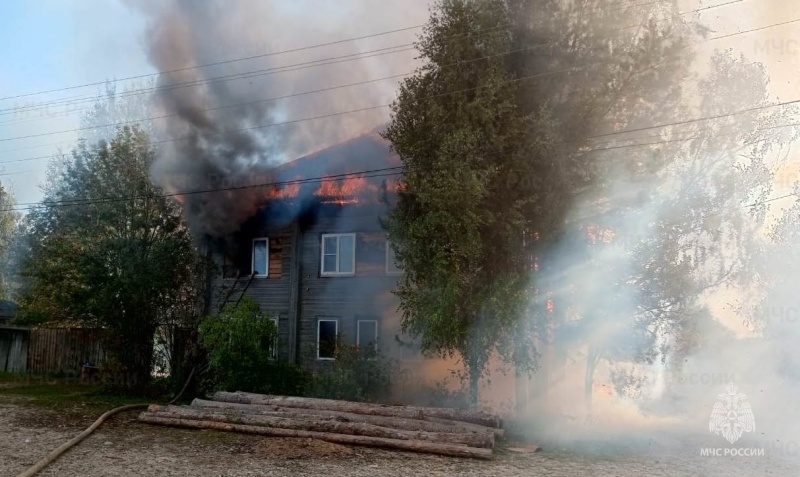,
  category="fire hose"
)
[16,368,196,477]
